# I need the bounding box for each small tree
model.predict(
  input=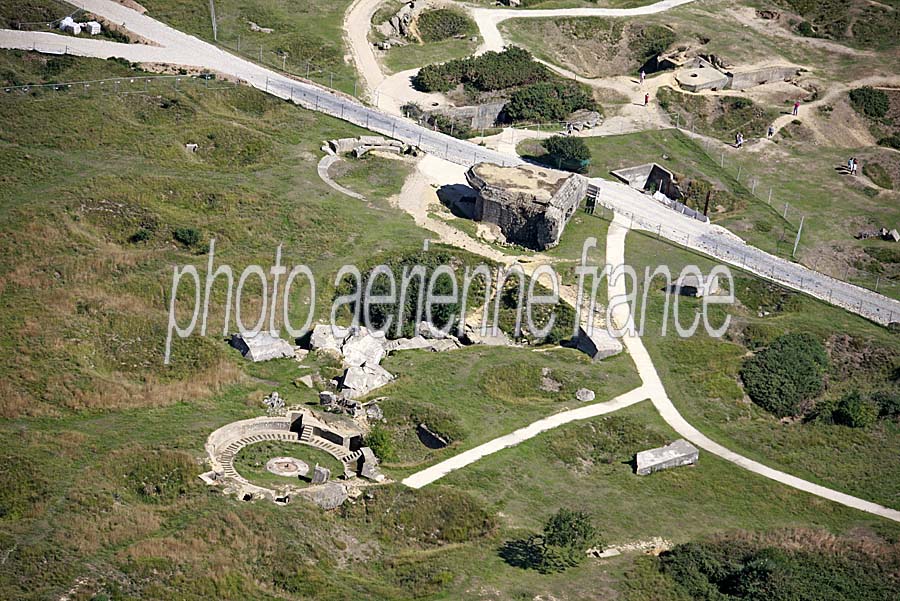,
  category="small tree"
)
[542,136,591,173]
[833,392,879,428]
[500,508,600,573]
